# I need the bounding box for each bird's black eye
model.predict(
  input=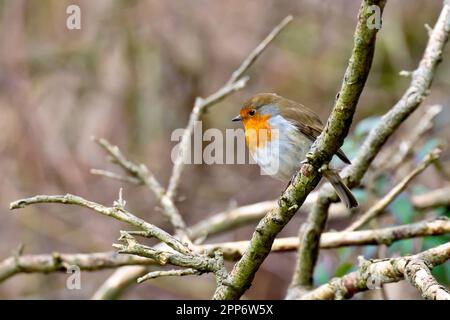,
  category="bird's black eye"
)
[249,109,256,116]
